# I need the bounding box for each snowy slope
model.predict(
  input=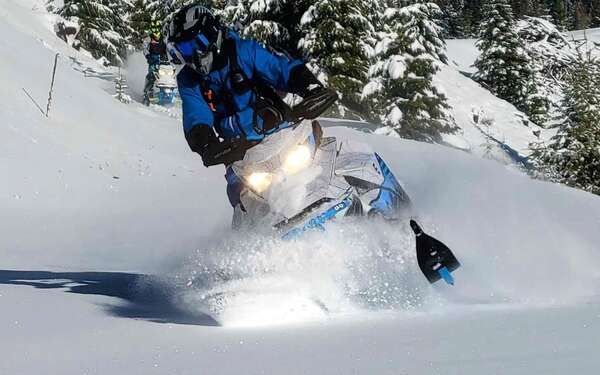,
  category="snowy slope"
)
[443,28,600,161]
[2,2,600,374]
[441,39,553,162]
